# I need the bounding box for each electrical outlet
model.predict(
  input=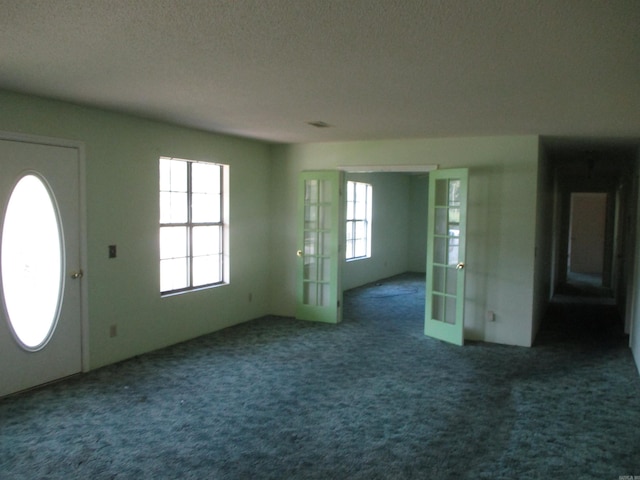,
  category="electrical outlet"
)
[109,324,118,337]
